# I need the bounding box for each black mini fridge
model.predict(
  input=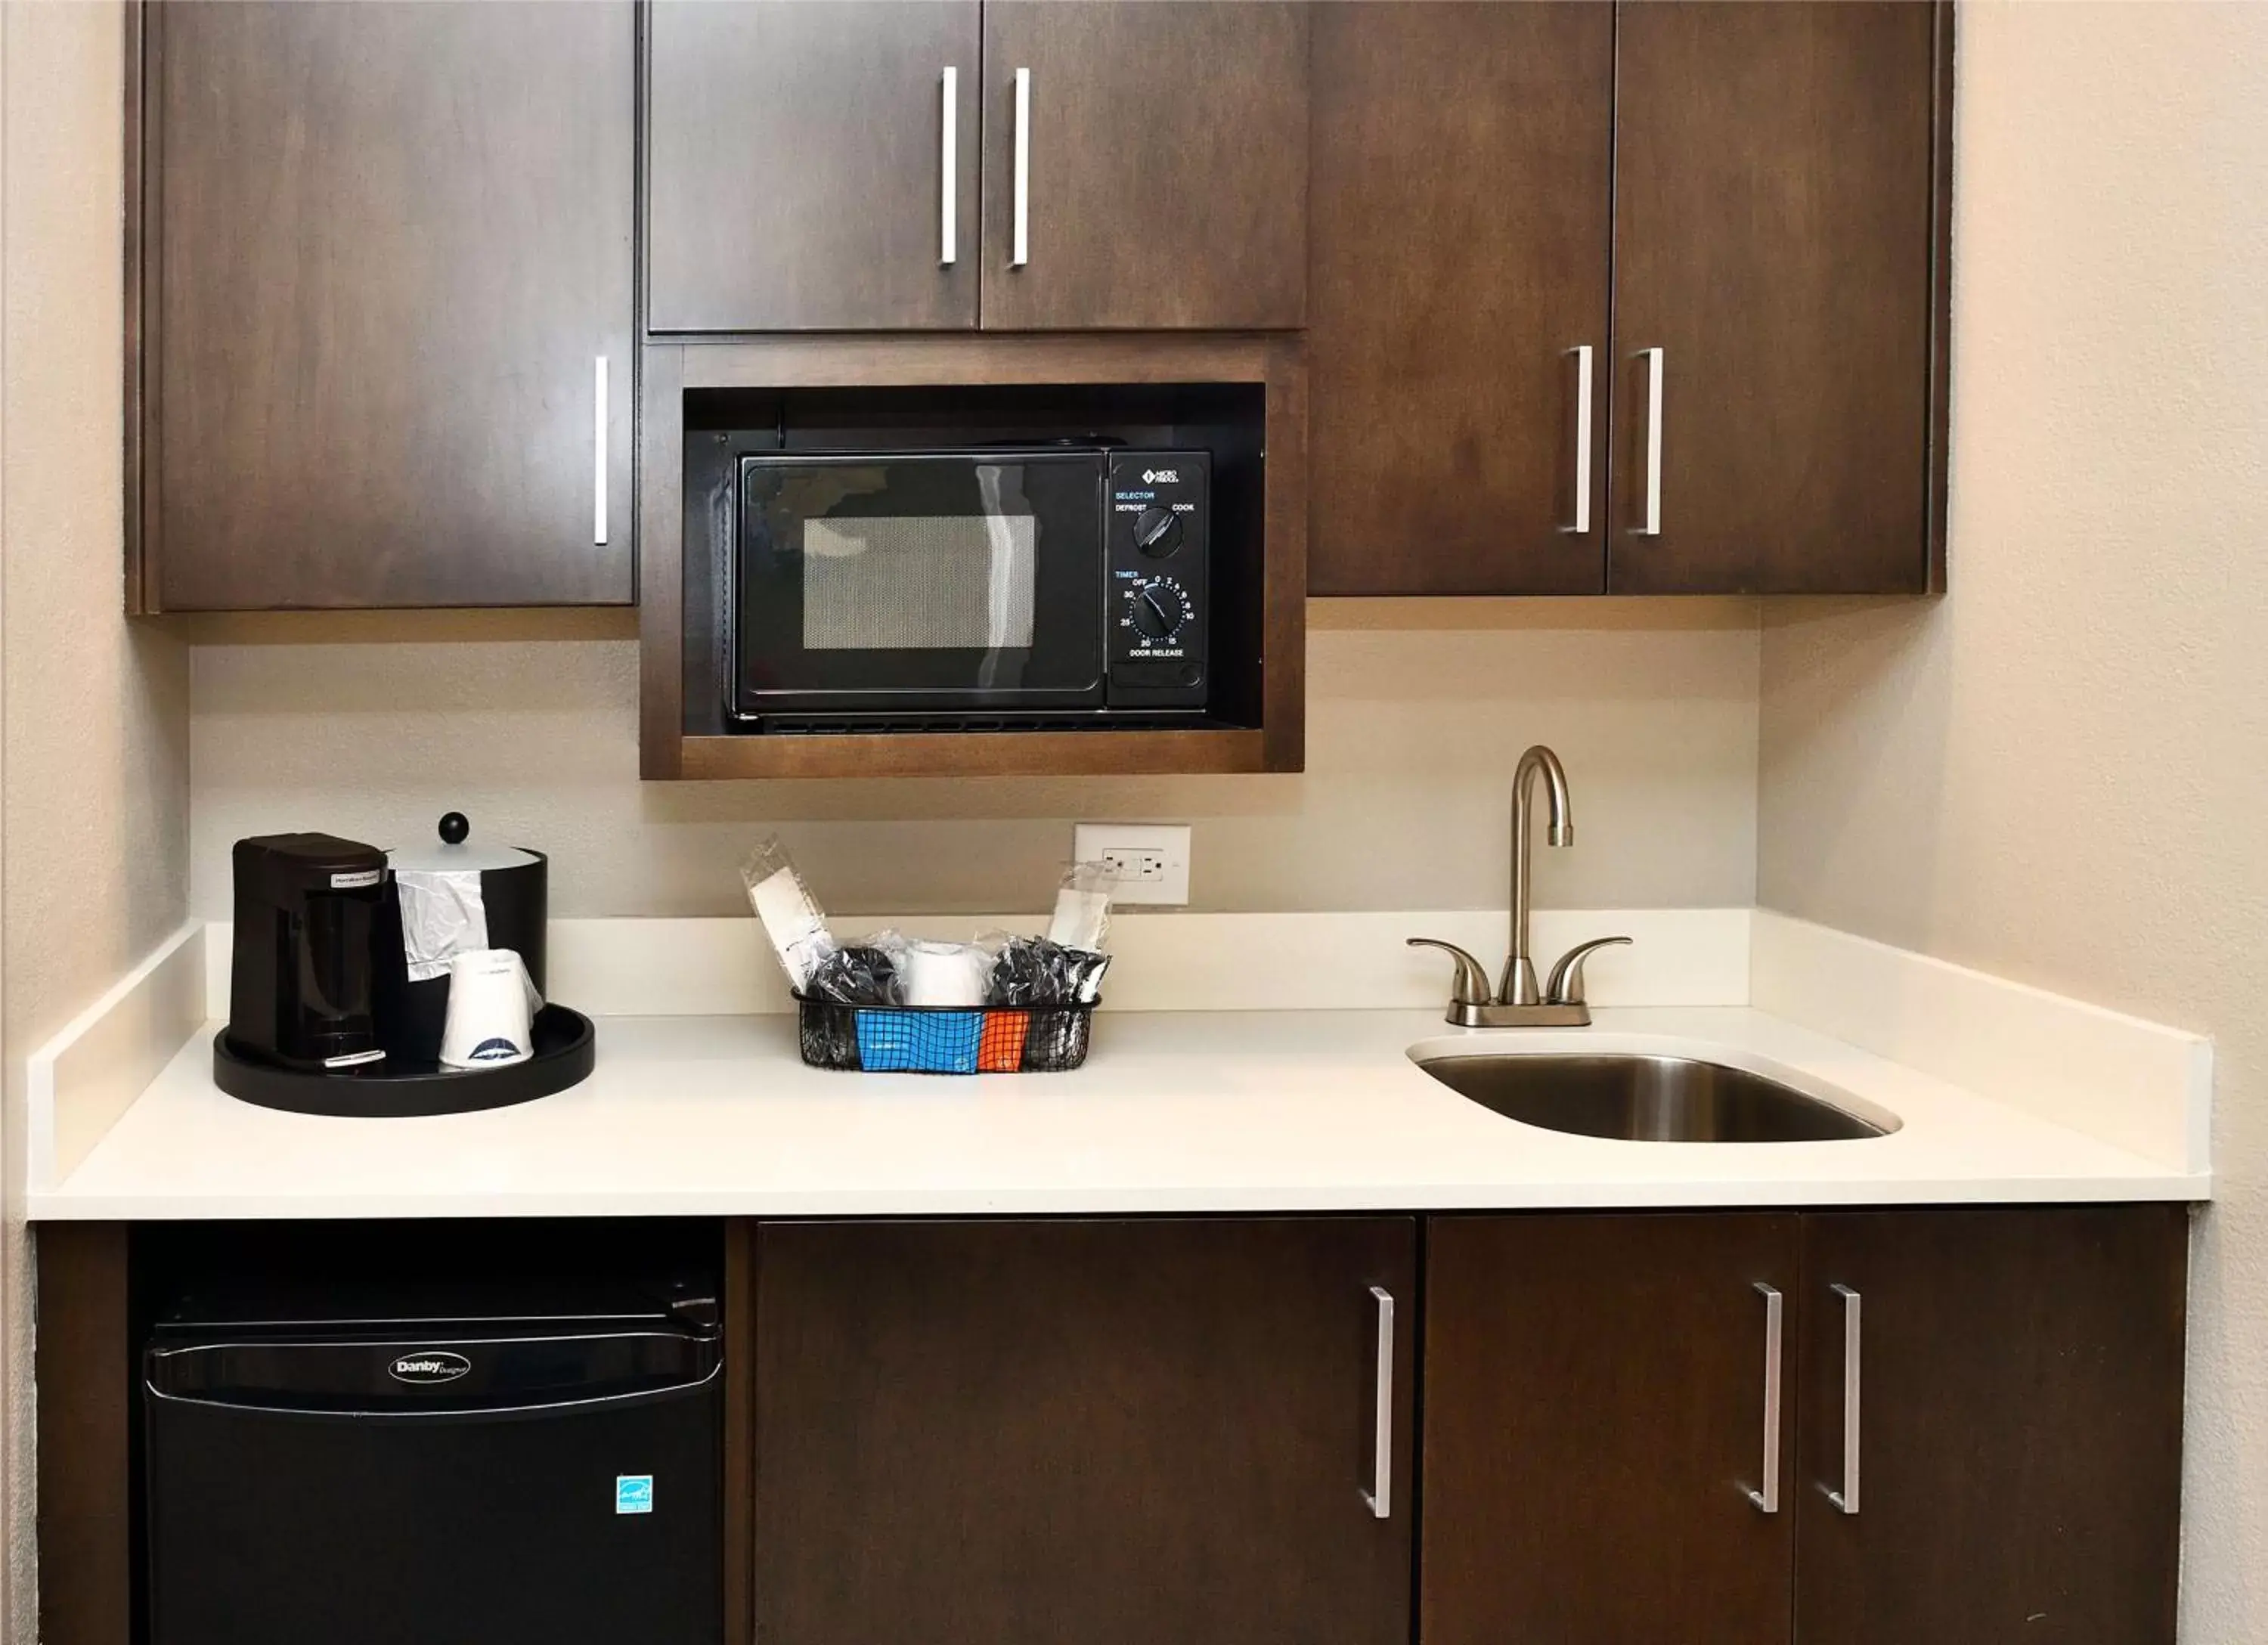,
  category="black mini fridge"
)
[143,1268,723,1645]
